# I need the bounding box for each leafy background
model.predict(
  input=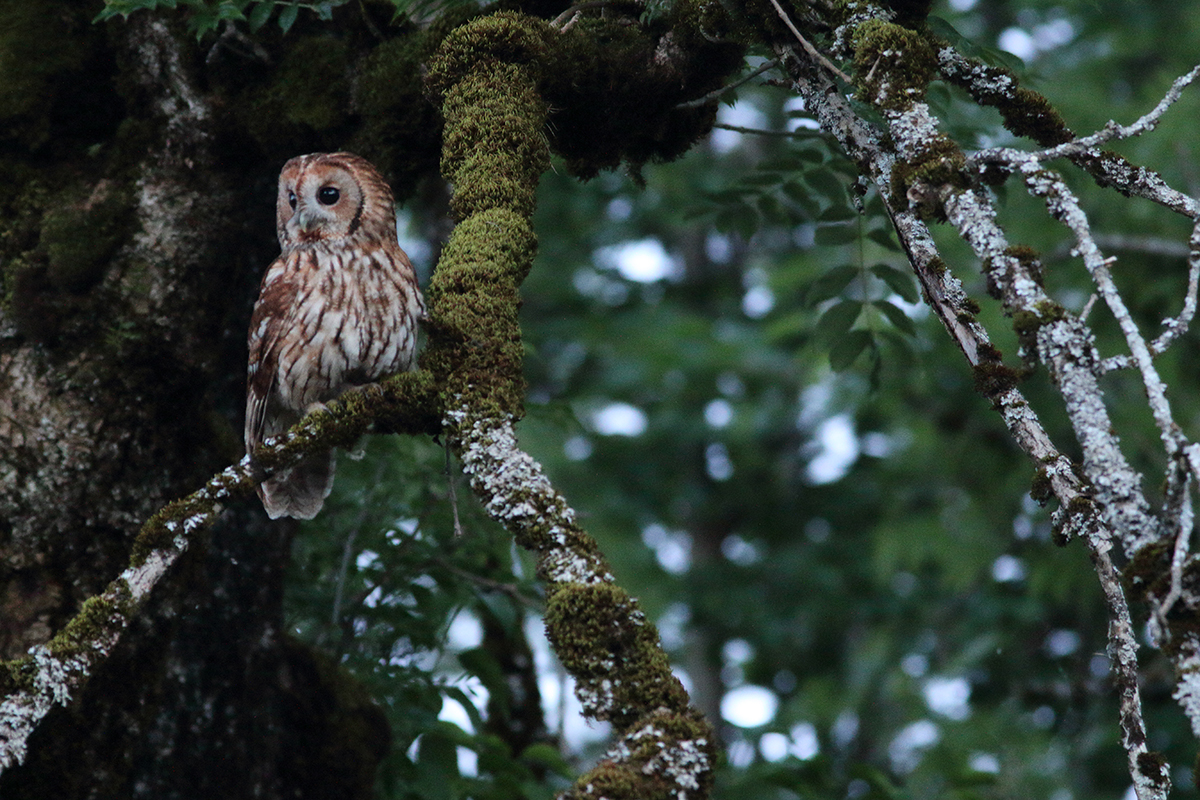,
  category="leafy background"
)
[140,0,1200,797]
